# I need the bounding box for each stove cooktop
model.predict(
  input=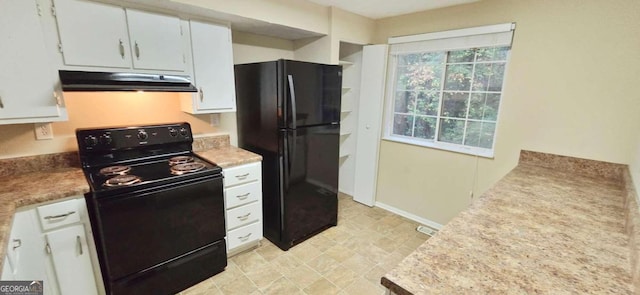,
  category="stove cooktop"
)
[85,154,221,196]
